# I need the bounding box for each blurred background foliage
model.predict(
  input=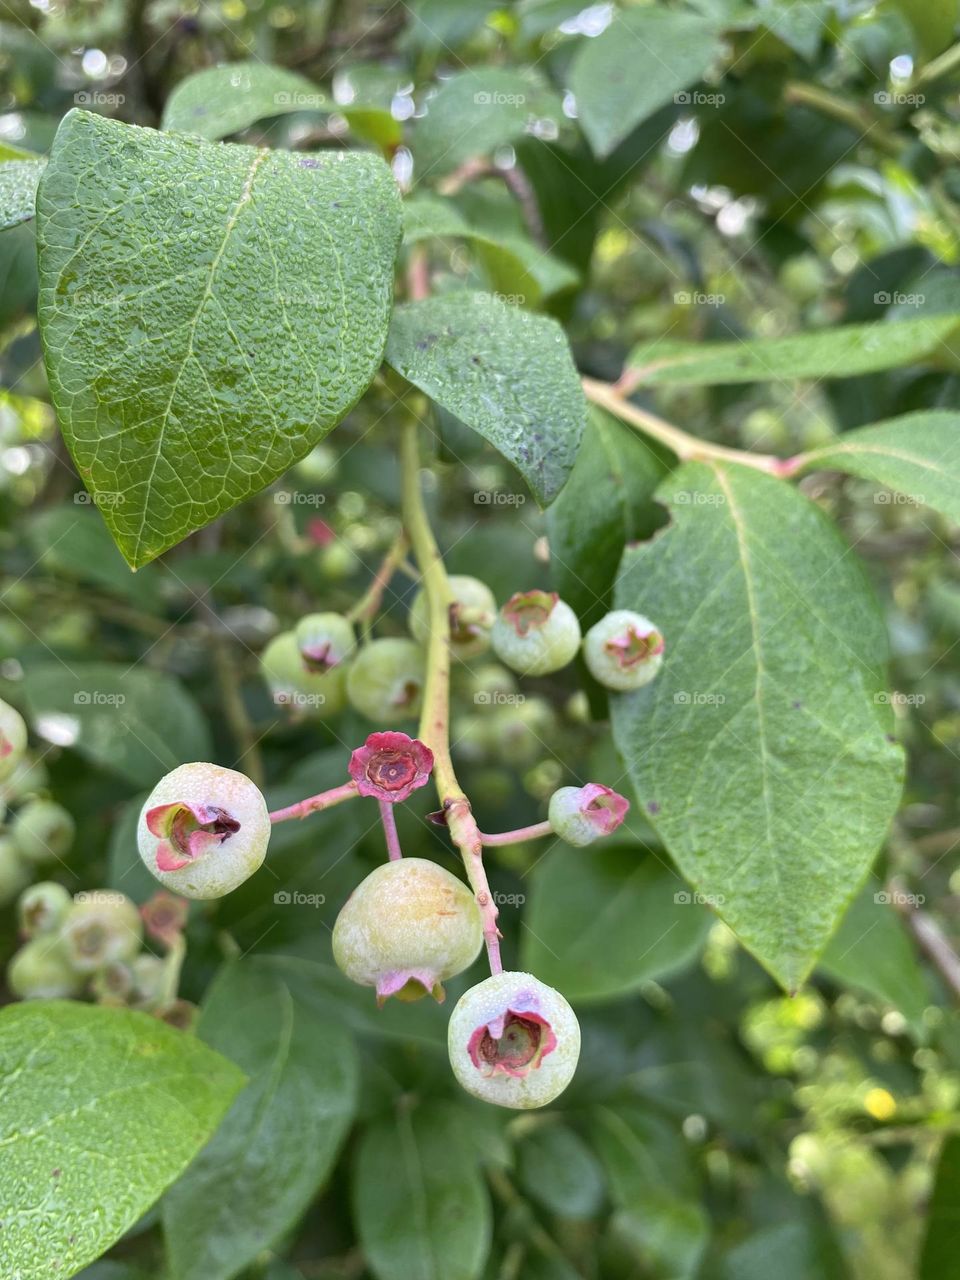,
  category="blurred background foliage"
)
[2,1,960,1278]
